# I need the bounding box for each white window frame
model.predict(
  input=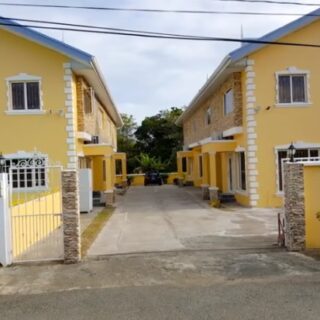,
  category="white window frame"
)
[224,89,234,115]
[275,146,320,193]
[6,74,44,114]
[275,67,311,107]
[3,152,48,192]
